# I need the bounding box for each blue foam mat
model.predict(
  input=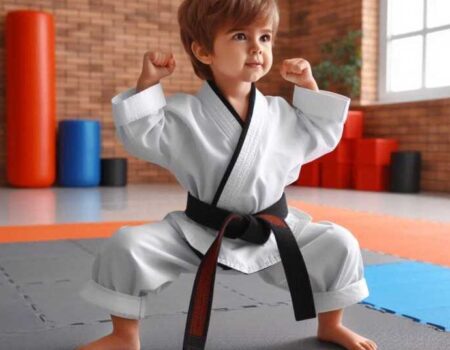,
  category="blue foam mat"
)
[363,261,450,331]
